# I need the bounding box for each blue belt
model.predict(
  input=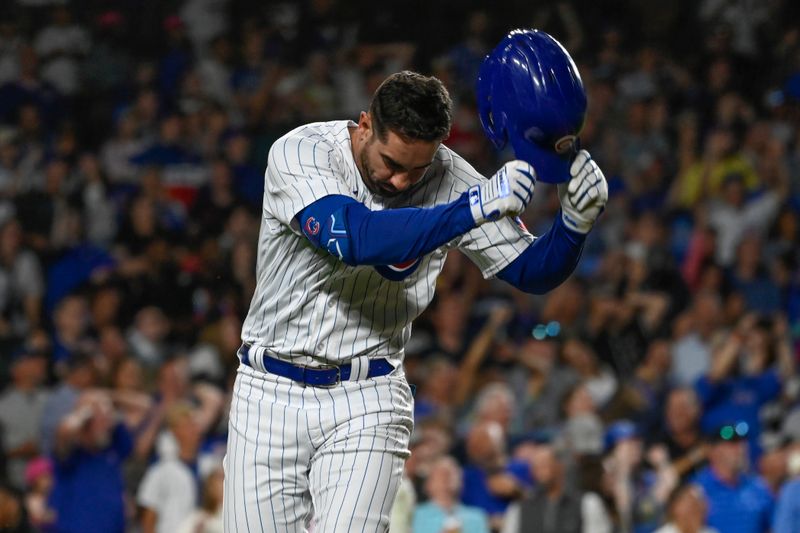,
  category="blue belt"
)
[238,344,395,387]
